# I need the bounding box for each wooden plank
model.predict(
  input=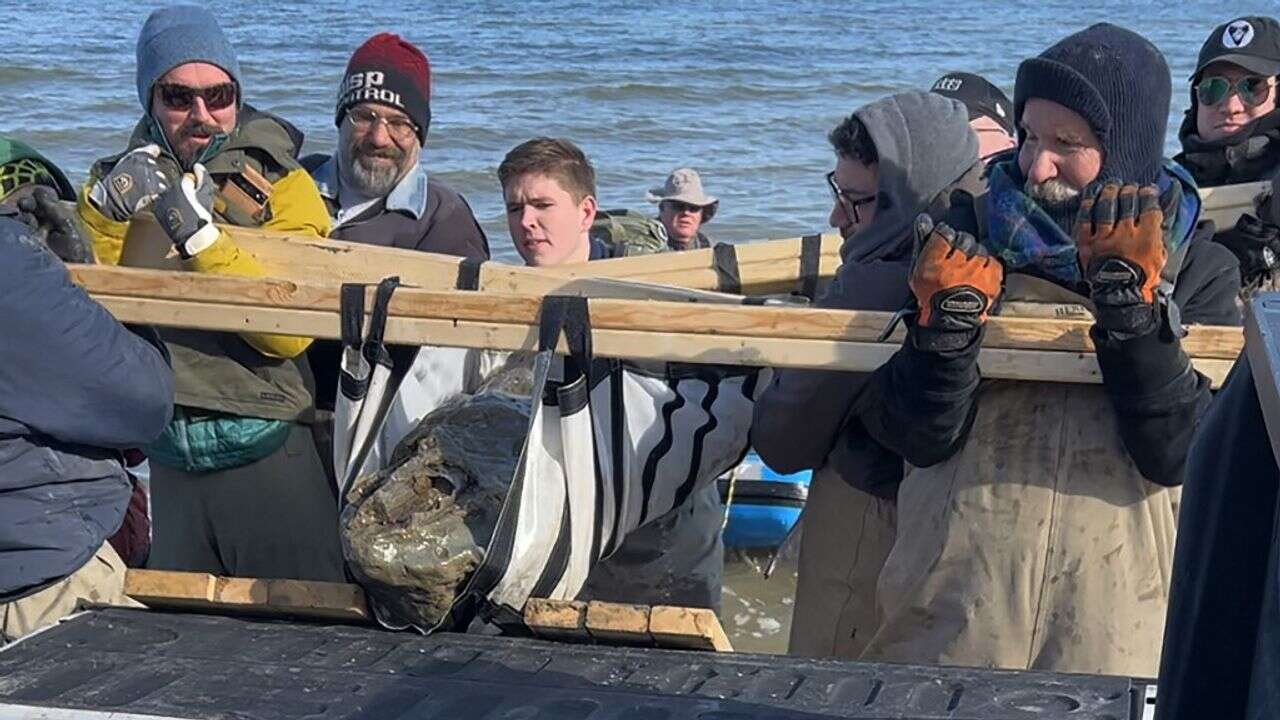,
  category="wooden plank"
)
[124,569,370,623]
[648,605,733,652]
[94,293,1240,386]
[523,598,590,643]
[584,601,654,646]
[119,214,742,302]
[70,265,1245,360]
[117,180,1264,297]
